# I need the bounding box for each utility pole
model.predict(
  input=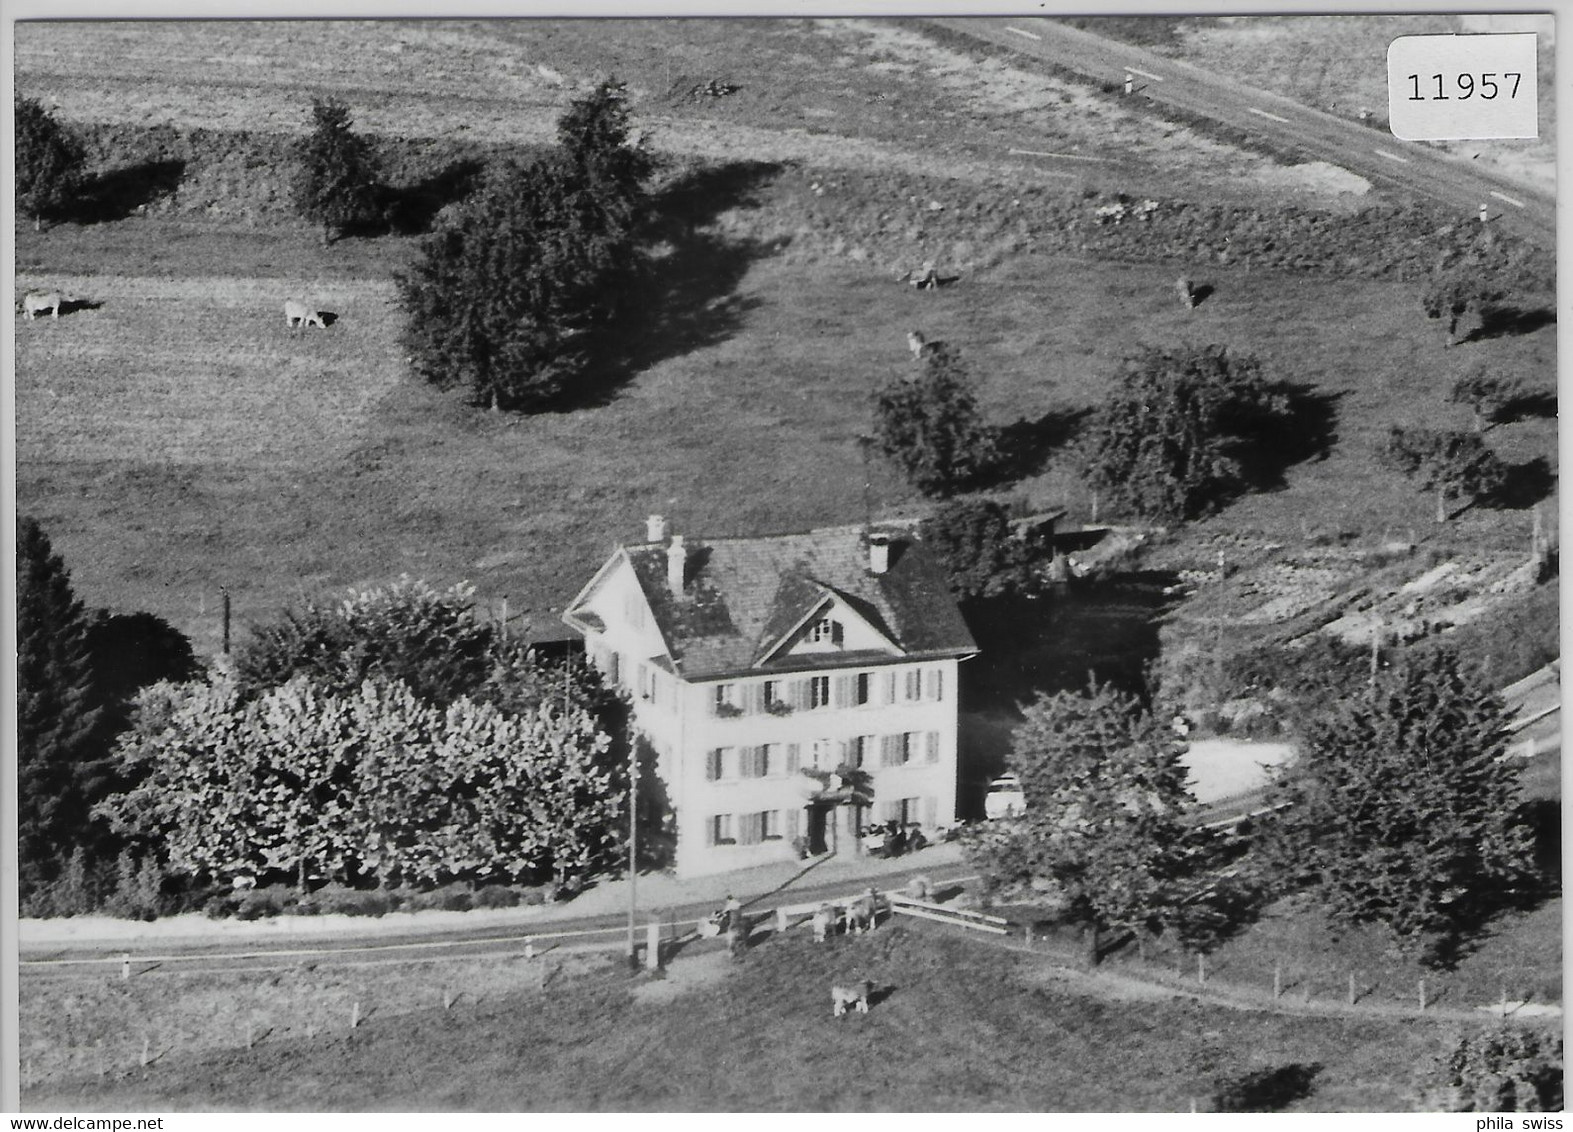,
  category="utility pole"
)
[626,727,640,970]
[221,587,231,655]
